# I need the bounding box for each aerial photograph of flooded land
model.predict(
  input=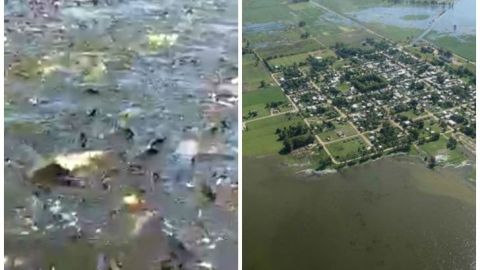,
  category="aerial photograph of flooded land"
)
[5,0,238,269]
[243,0,475,269]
